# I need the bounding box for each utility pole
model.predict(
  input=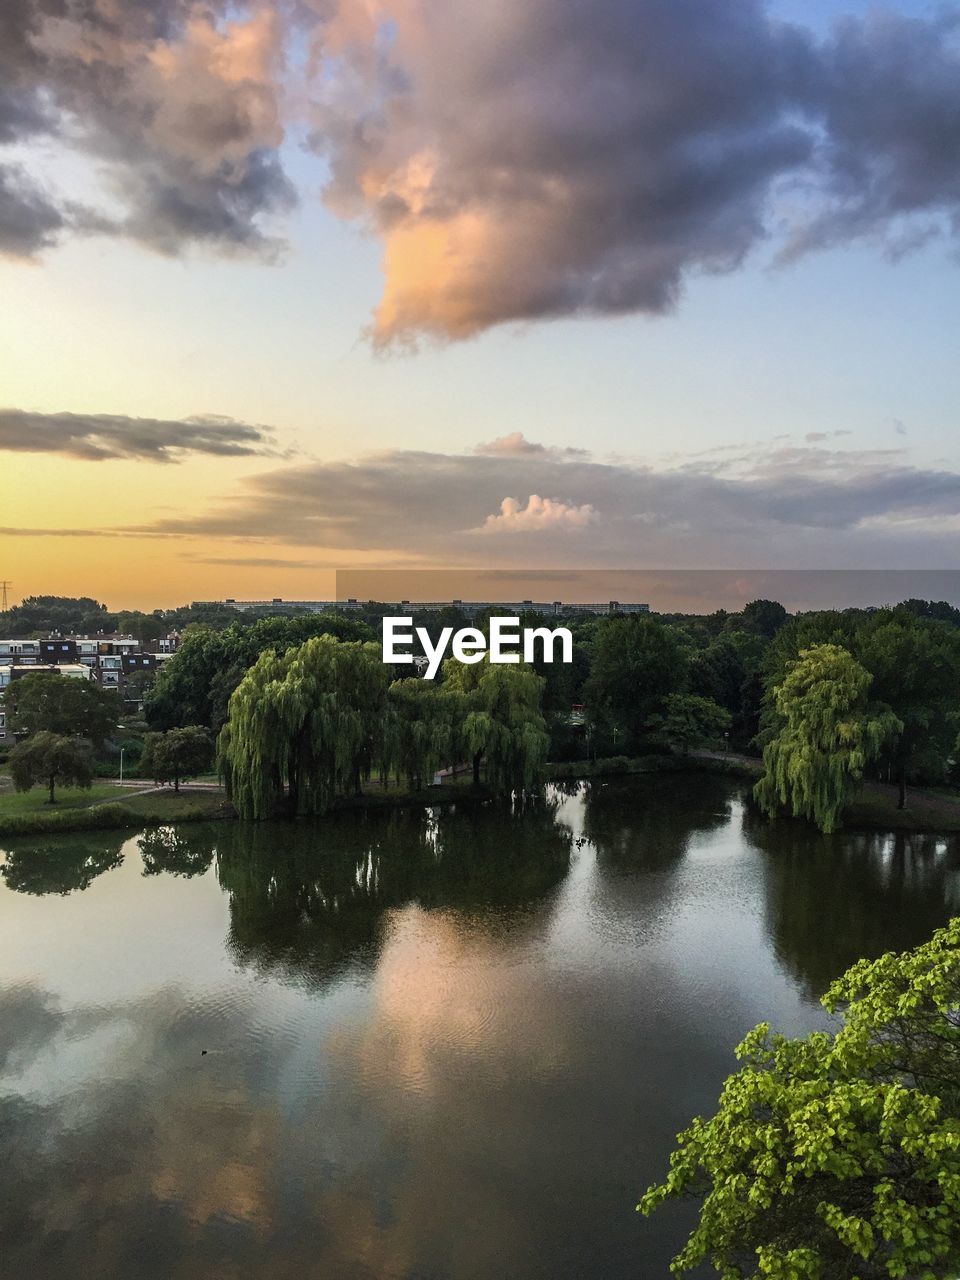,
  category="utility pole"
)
[0,581,9,611]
